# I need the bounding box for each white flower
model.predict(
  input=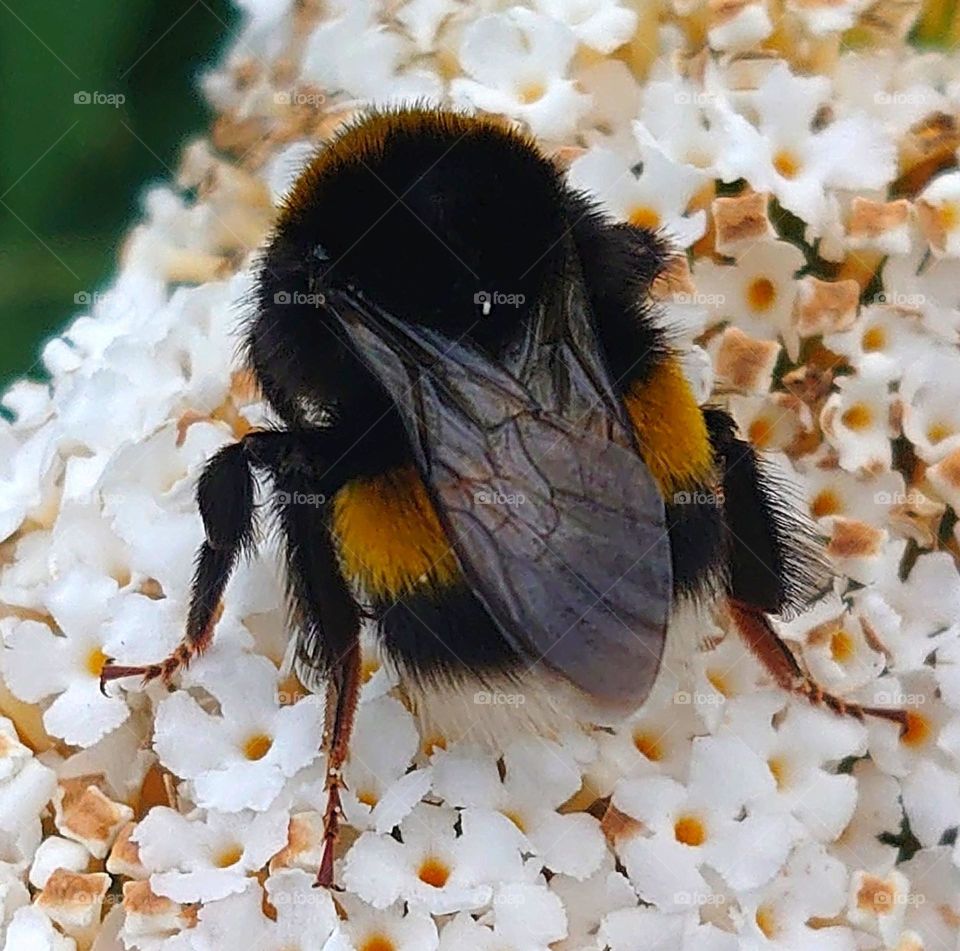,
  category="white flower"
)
[600,907,738,951]
[300,0,442,104]
[153,653,325,812]
[1,568,130,747]
[550,852,637,951]
[2,906,74,951]
[882,250,960,344]
[898,847,960,948]
[342,803,525,913]
[613,735,801,909]
[637,79,721,174]
[693,239,805,349]
[178,869,340,950]
[133,804,290,902]
[341,695,430,835]
[338,893,439,951]
[733,842,854,950]
[532,0,637,54]
[820,365,896,474]
[439,884,568,951]
[567,139,707,248]
[900,350,960,463]
[431,736,607,880]
[595,686,701,787]
[917,170,960,257]
[718,693,865,842]
[824,304,932,383]
[710,64,895,236]
[830,759,902,874]
[451,9,591,141]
